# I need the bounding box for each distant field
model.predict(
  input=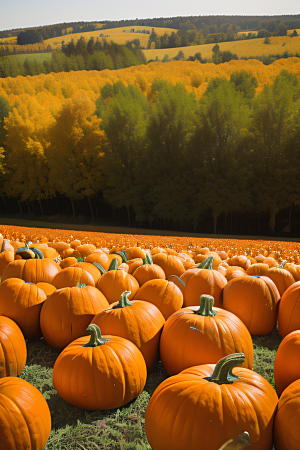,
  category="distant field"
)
[6,52,52,63]
[287,28,300,35]
[44,26,178,49]
[143,35,300,62]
